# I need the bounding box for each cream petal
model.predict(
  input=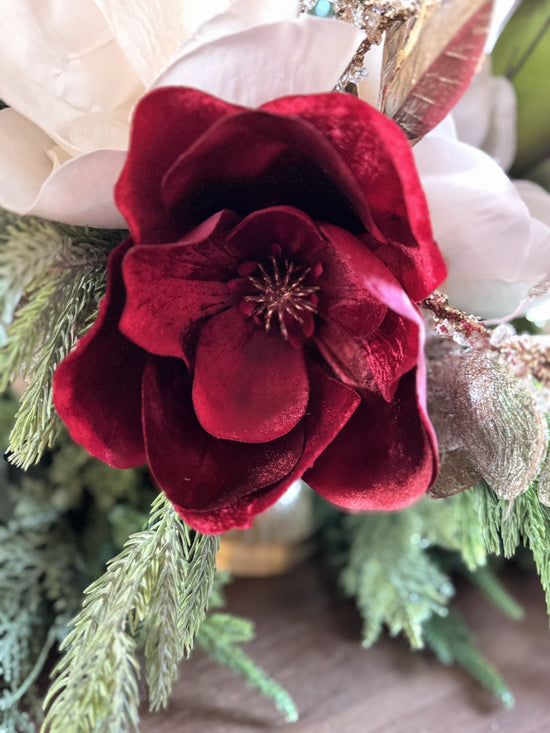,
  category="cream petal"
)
[452,64,493,151]
[172,0,300,60]
[0,112,126,227]
[28,151,127,227]
[152,16,364,107]
[93,0,231,84]
[95,0,300,85]
[357,42,384,108]
[0,93,126,230]
[414,136,549,318]
[0,0,144,155]
[0,109,57,213]
[453,62,517,170]
[514,180,550,227]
